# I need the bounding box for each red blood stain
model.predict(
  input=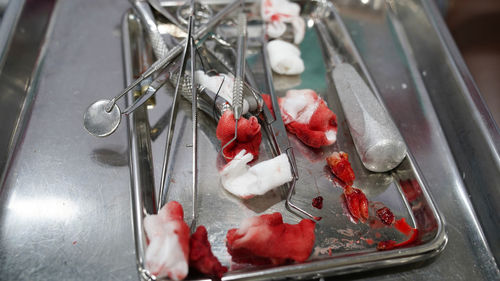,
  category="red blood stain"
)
[377,217,418,251]
[361,238,375,245]
[394,218,413,236]
[377,228,419,251]
[72,241,77,245]
[376,240,396,250]
[369,217,387,229]
[312,196,323,209]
